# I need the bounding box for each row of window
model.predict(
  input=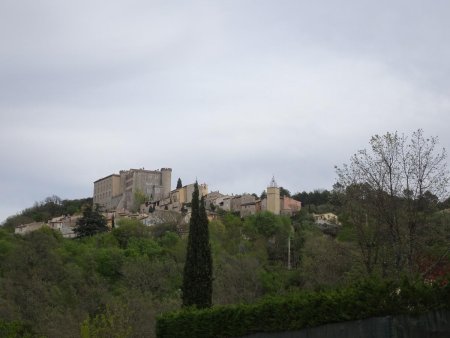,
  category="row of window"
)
[94,191,112,200]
